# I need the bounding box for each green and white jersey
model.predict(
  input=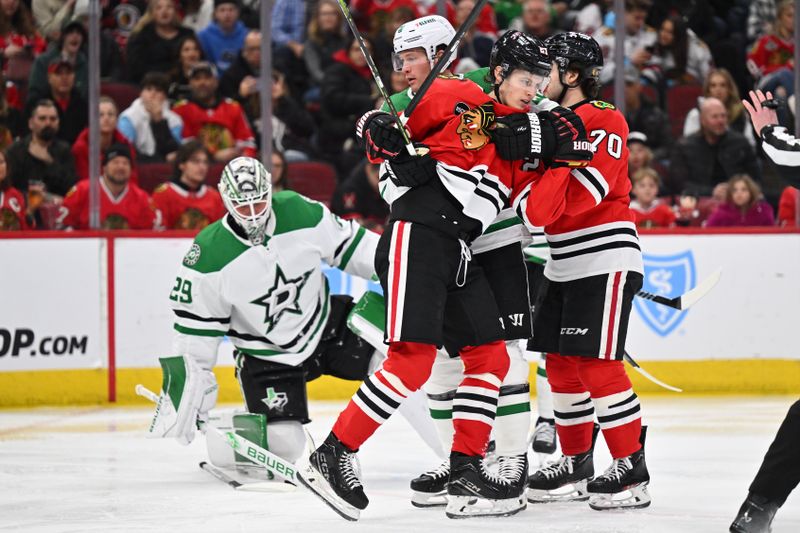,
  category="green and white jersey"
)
[383,67,531,253]
[170,191,378,369]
